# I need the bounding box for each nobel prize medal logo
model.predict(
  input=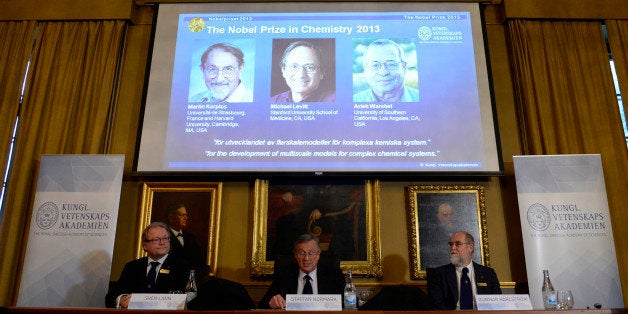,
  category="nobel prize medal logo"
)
[527,203,551,231]
[417,26,432,41]
[36,202,59,230]
[188,18,206,33]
